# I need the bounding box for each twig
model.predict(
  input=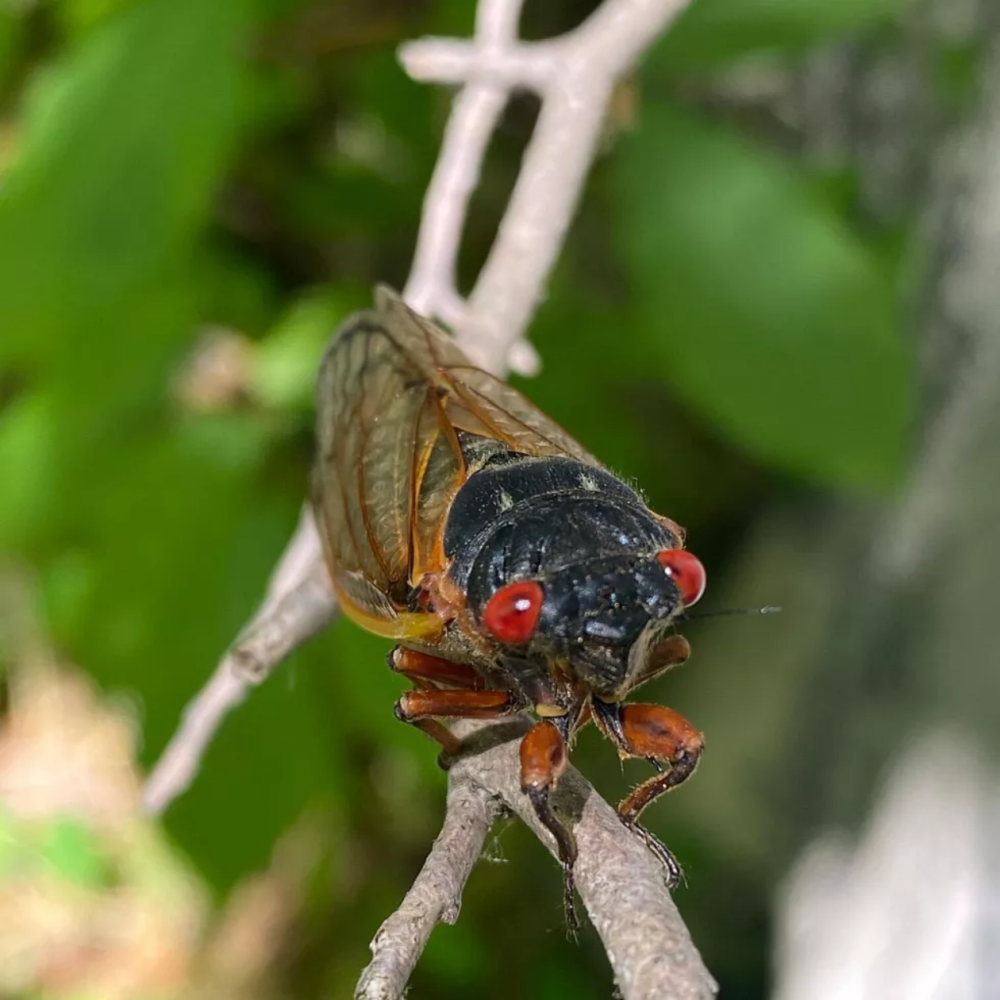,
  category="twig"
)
[403,0,695,376]
[498,757,715,1000]
[402,0,520,330]
[358,720,717,1000]
[147,0,714,996]
[354,774,503,1000]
